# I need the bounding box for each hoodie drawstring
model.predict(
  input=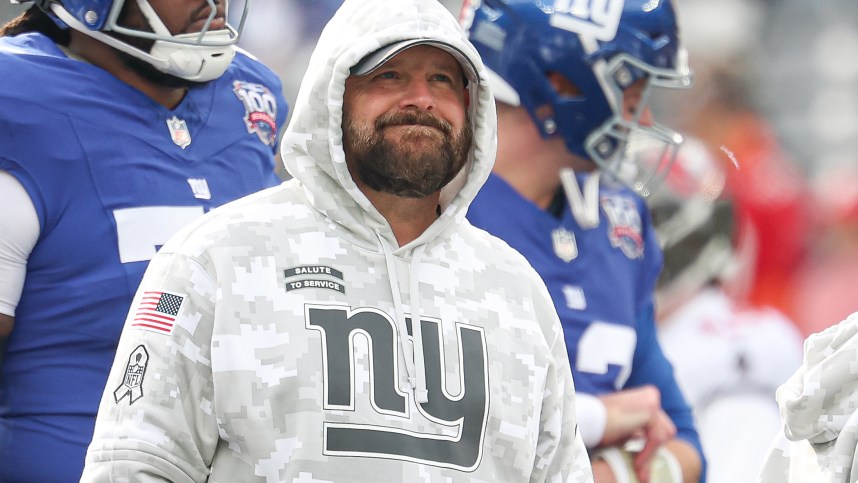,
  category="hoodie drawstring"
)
[560,168,601,229]
[409,243,428,403]
[375,232,430,404]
